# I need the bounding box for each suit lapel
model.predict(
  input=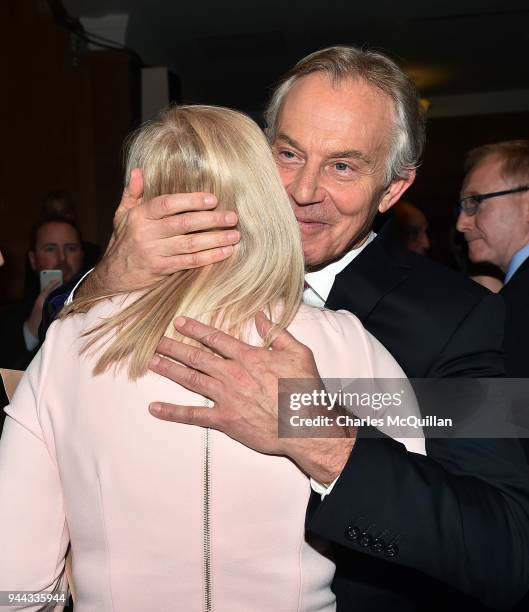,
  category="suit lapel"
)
[325,225,411,322]
[502,254,529,297]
